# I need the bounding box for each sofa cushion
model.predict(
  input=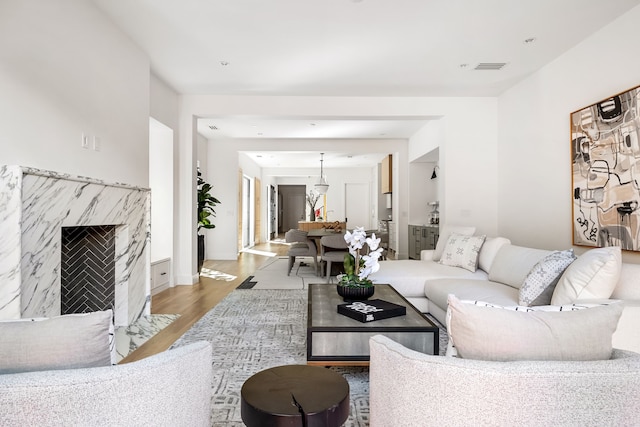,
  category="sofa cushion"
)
[432,225,476,261]
[477,237,511,273]
[446,295,622,361]
[371,260,487,298]
[519,249,576,306]
[551,246,622,305]
[0,310,113,374]
[425,278,519,313]
[438,233,486,272]
[488,245,551,289]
